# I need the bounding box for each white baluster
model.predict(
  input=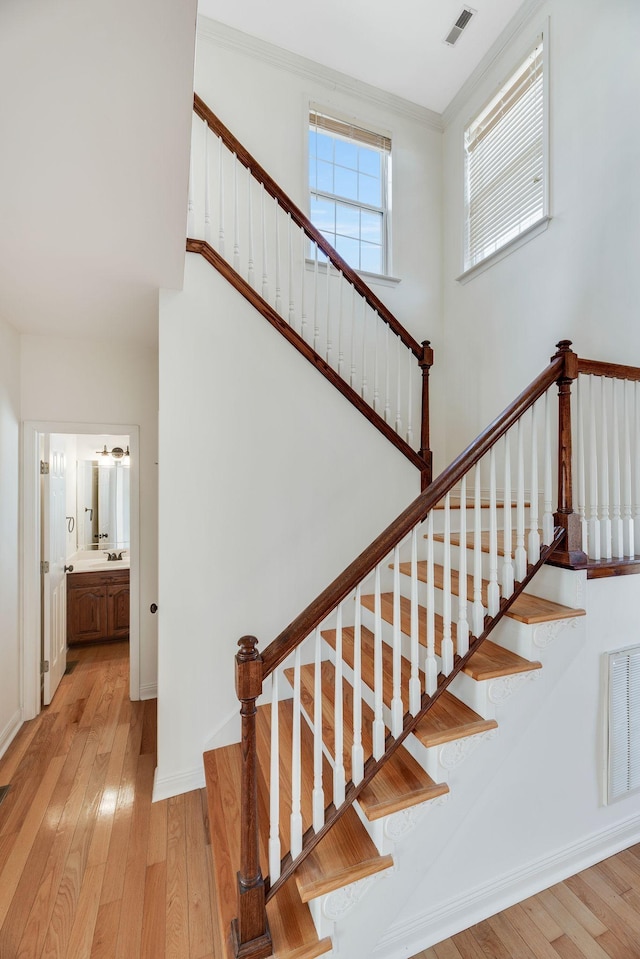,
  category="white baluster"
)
[260,184,268,301]
[218,137,225,257]
[576,376,588,554]
[528,404,541,564]
[373,314,380,413]
[395,335,402,436]
[337,281,344,378]
[373,565,385,759]
[623,380,634,557]
[515,420,527,581]
[457,475,470,656]
[361,300,368,401]
[409,526,421,714]
[611,379,624,559]
[352,585,365,783]
[312,628,324,832]
[407,354,414,447]
[543,391,554,546]
[269,667,281,880]
[384,324,391,424]
[502,433,515,598]
[274,201,282,315]
[333,605,346,807]
[391,545,404,737]
[441,493,454,675]
[290,646,303,859]
[473,464,485,635]
[247,172,255,288]
[313,245,320,353]
[635,382,640,554]
[425,512,438,695]
[588,375,601,560]
[600,377,612,559]
[187,121,195,238]
[233,154,240,272]
[488,448,500,616]
[350,285,357,389]
[325,255,332,366]
[300,232,307,341]
[202,123,210,243]
[288,214,295,327]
